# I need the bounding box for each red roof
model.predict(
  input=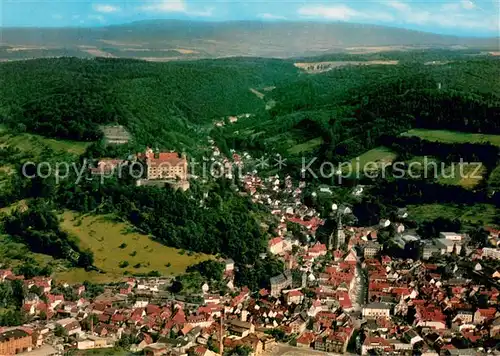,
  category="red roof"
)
[268,237,283,247]
[296,332,316,345]
[288,290,304,298]
[139,151,186,167]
